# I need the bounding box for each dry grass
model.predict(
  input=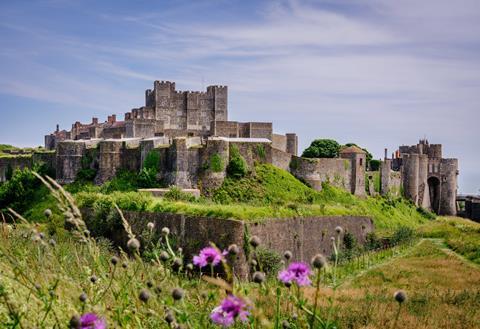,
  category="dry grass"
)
[306,239,480,328]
